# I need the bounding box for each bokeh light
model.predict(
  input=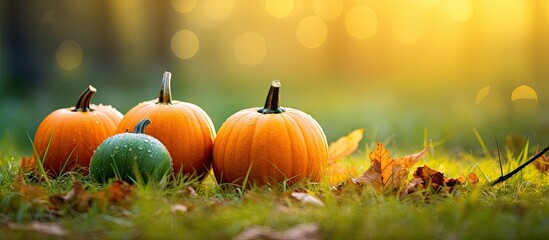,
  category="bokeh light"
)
[476,86,491,104]
[233,31,267,66]
[265,0,294,18]
[392,7,423,45]
[511,85,538,101]
[55,41,83,71]
[171,0,197,14]
[202,0,234,20]
[296,16,328,49]
[447,0,474,22]
[171,30,199,60]
[345,5,378,39]
[313,0,343,20]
